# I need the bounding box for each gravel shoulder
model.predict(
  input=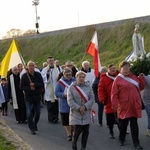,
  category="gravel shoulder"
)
[0,118,33,150]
